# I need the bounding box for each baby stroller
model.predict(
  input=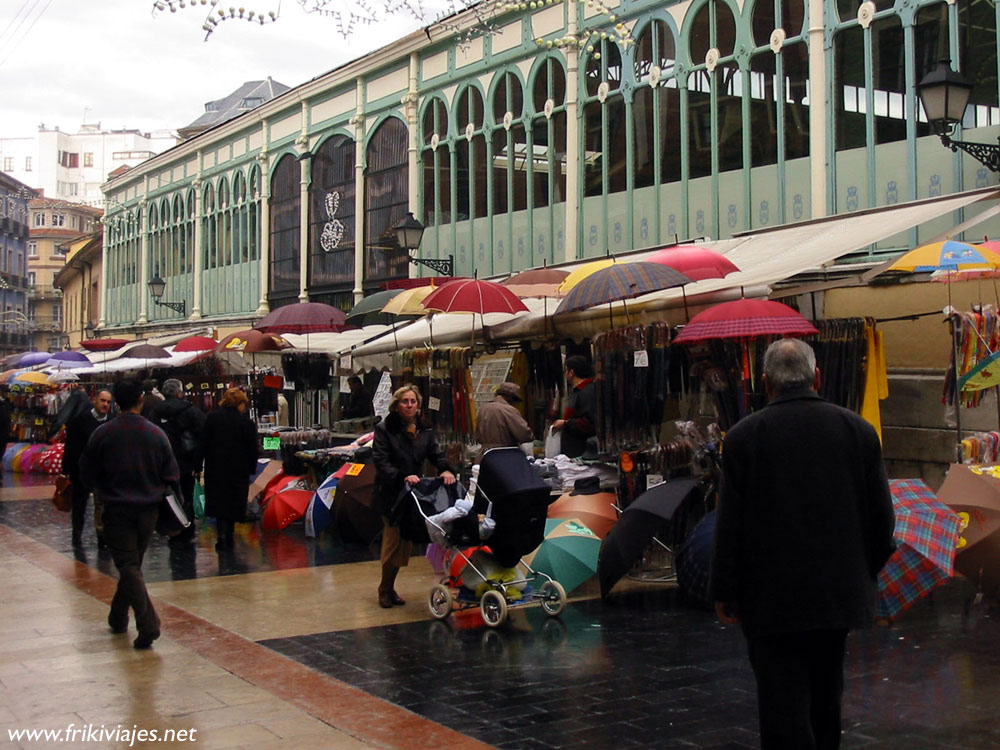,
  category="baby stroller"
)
[406,447,568,627]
